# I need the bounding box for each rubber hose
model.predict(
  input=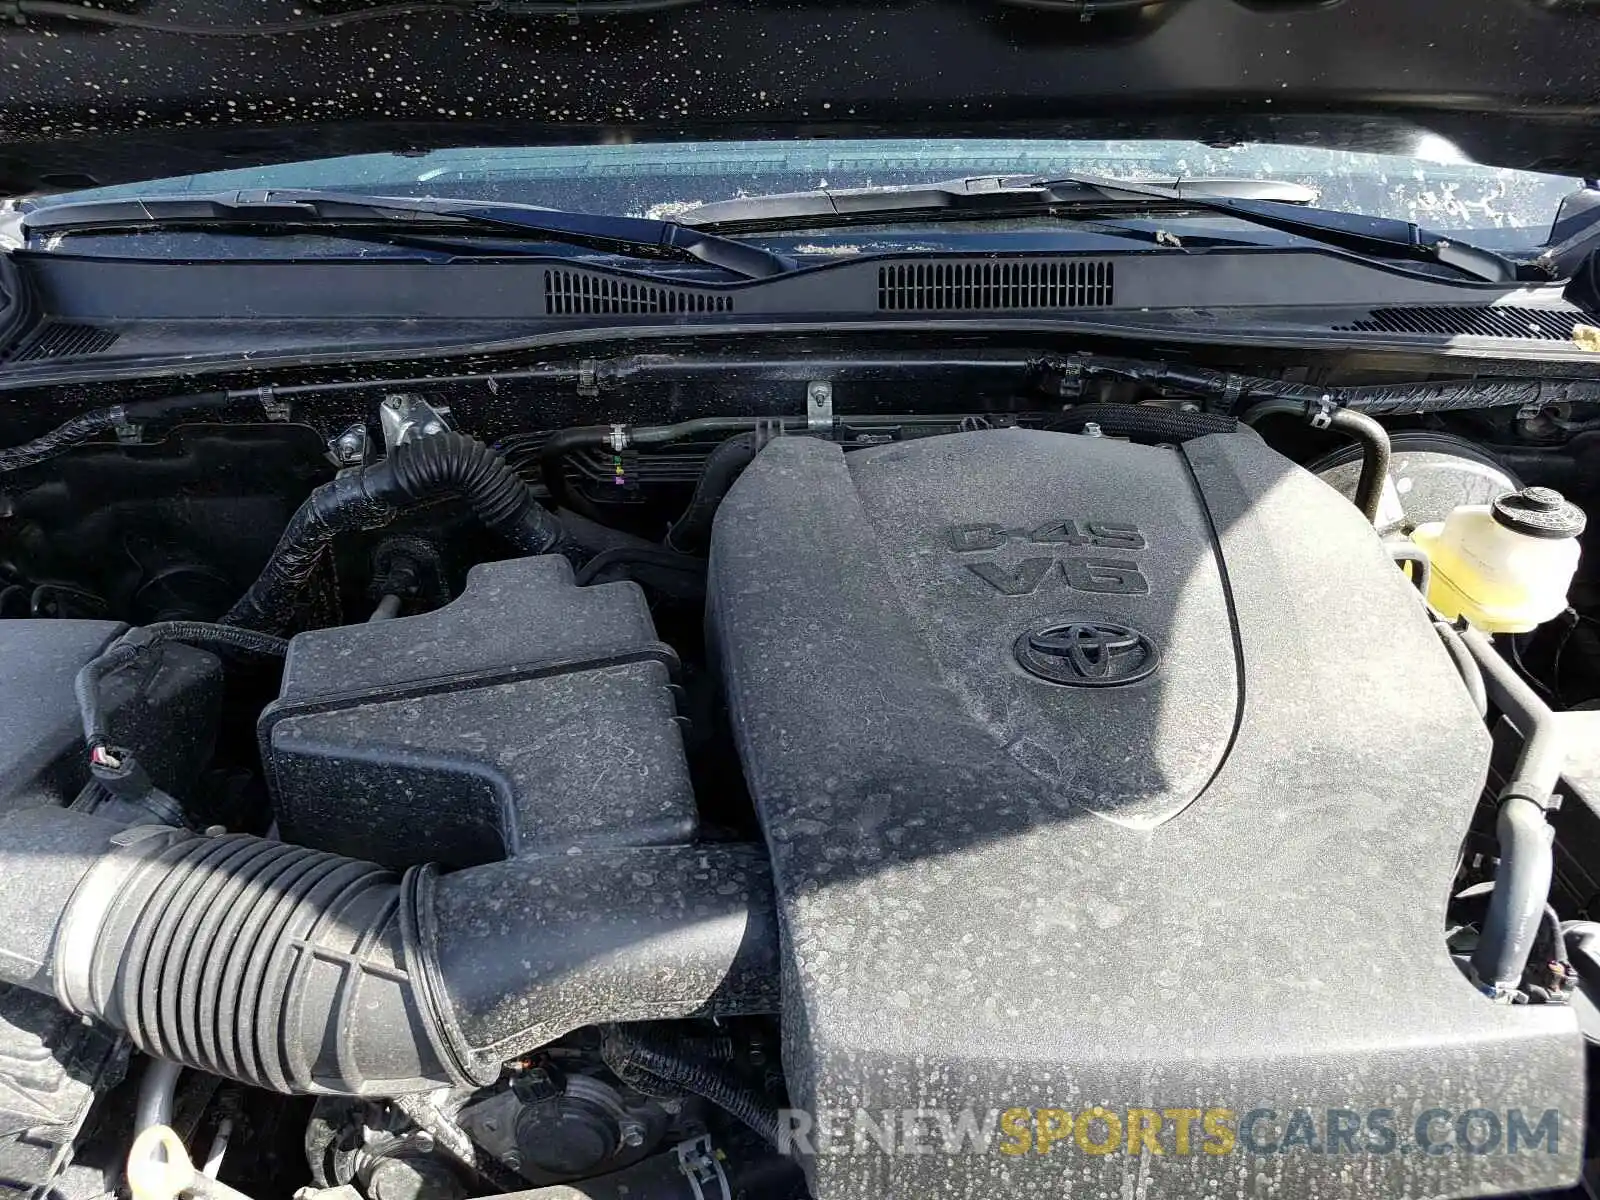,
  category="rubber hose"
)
[601,1025,782,1146]
[665,433,763,554]
[1389,544,1432,597]
[1329,408,1392,523]
[1458,627,1565,994]
[1545,904,1570,968]
[223,432,564,632]
[1053,403,1239,442]
[1241,399,1391,523]
[573,547,706,587]
[0,807,780,1096]
[1431,619,1488,719]
[135,1059,183,1136]
[1474,795,1557,993]
[1463,626,1567,804]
